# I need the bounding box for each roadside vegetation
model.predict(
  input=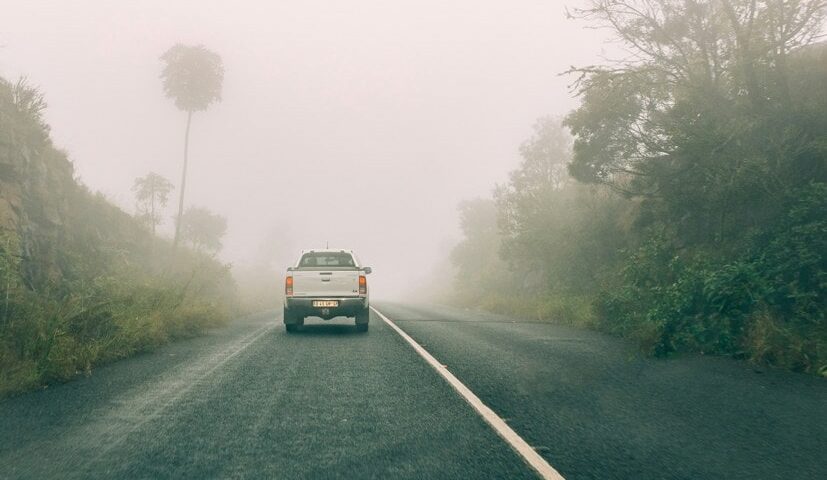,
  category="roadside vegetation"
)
[0,66,236,396]
[450,1,826,375]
